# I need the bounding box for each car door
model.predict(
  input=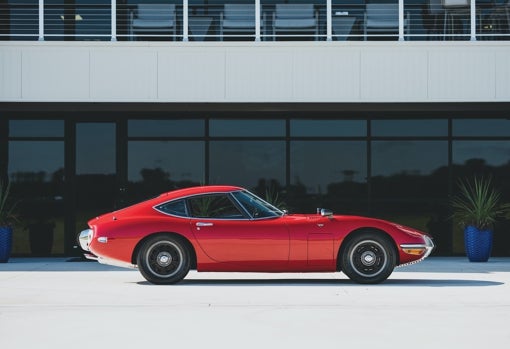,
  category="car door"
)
[188,193,289,270]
